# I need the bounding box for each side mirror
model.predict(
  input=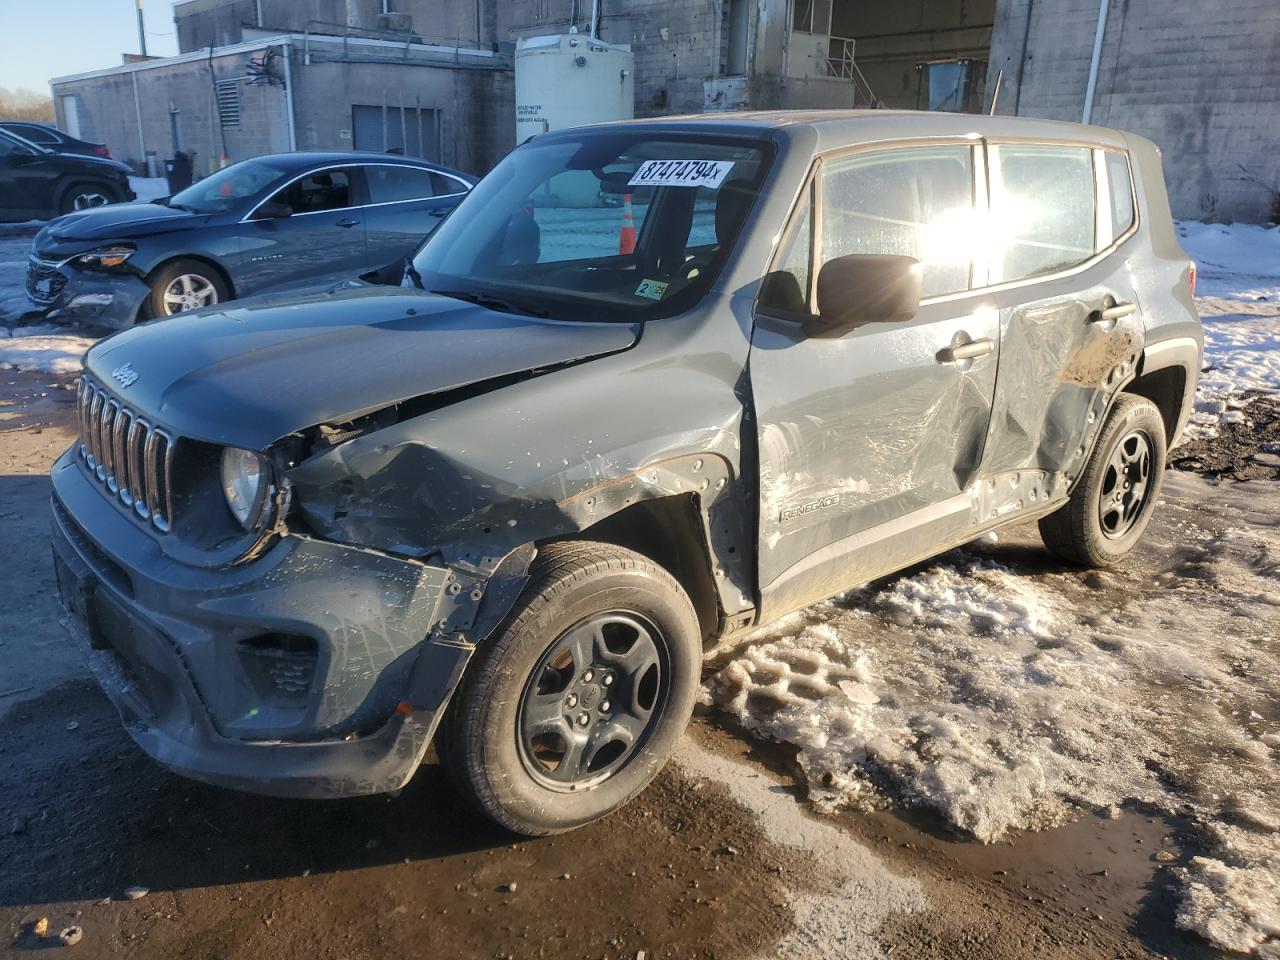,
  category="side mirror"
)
[808,254,922,337]
[253,201,293,220]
